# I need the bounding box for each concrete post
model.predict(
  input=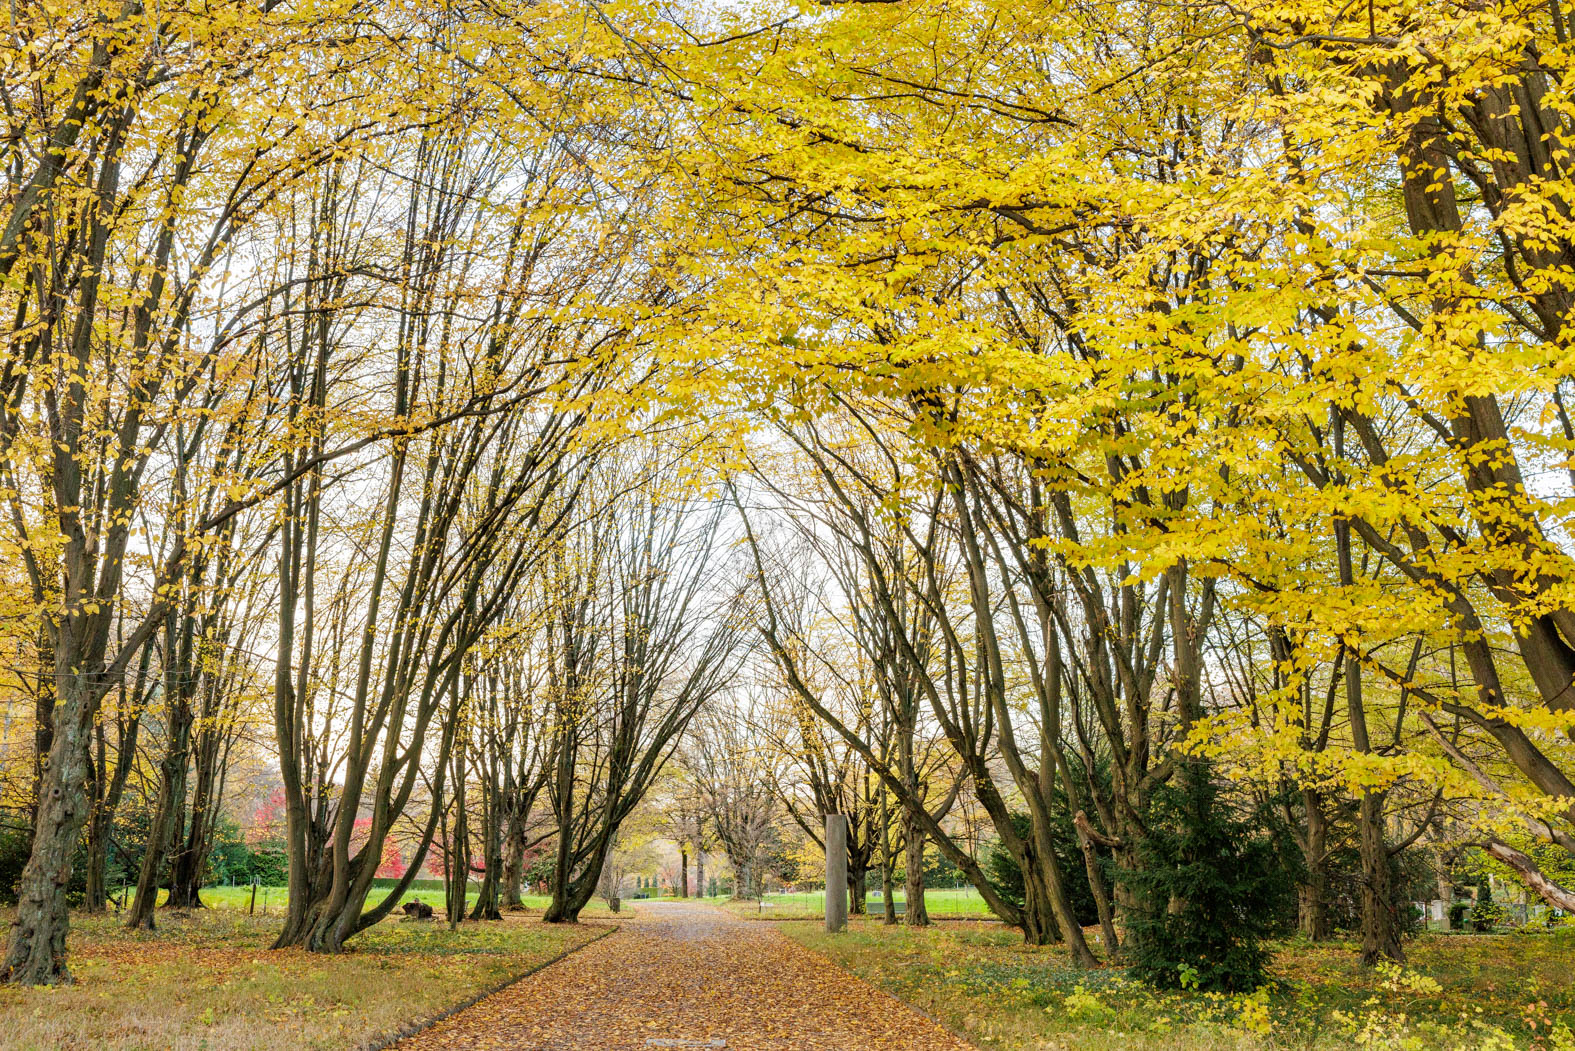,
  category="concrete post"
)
[825,813,848,933]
